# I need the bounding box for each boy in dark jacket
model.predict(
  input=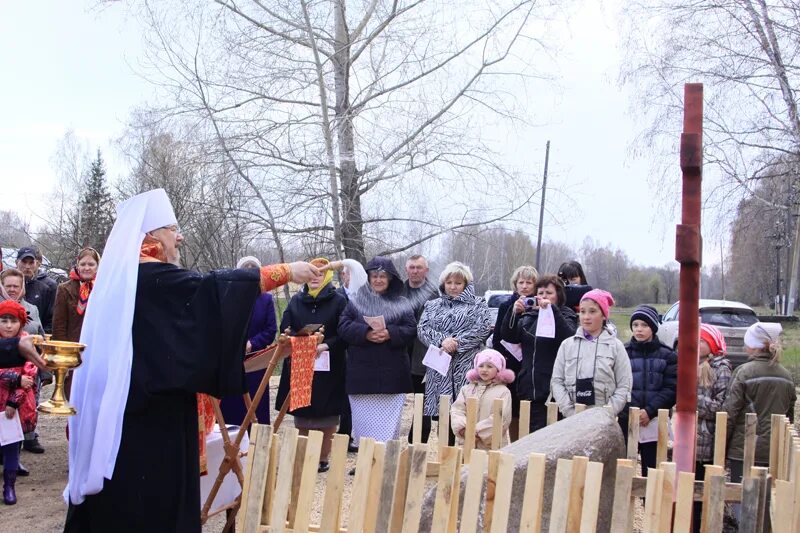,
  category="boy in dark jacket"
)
[619,305,678,476]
